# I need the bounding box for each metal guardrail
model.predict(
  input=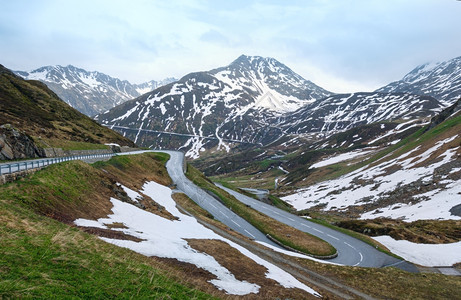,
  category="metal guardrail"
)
[0,153,116,176]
